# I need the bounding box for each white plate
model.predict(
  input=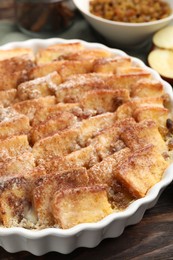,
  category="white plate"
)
[0,38,173,256]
